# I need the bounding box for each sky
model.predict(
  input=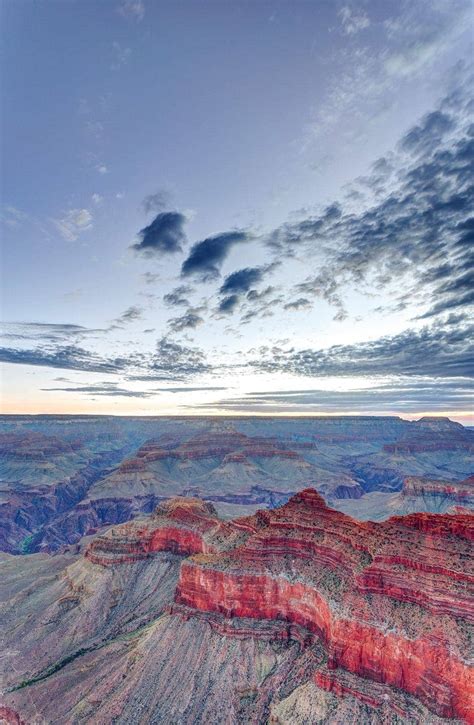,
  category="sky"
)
[0,0,473,422]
